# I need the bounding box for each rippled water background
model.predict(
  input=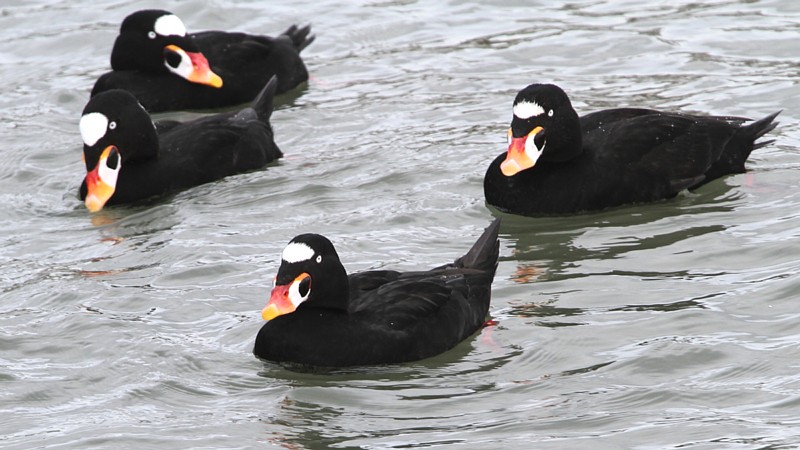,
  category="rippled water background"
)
[2,0,800,448]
